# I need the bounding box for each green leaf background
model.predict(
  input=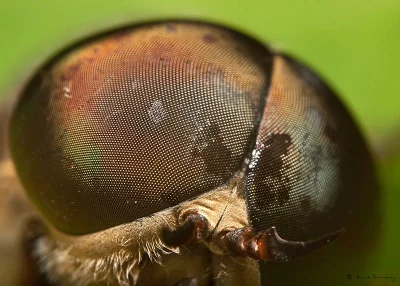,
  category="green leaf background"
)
[0,0,398,283]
